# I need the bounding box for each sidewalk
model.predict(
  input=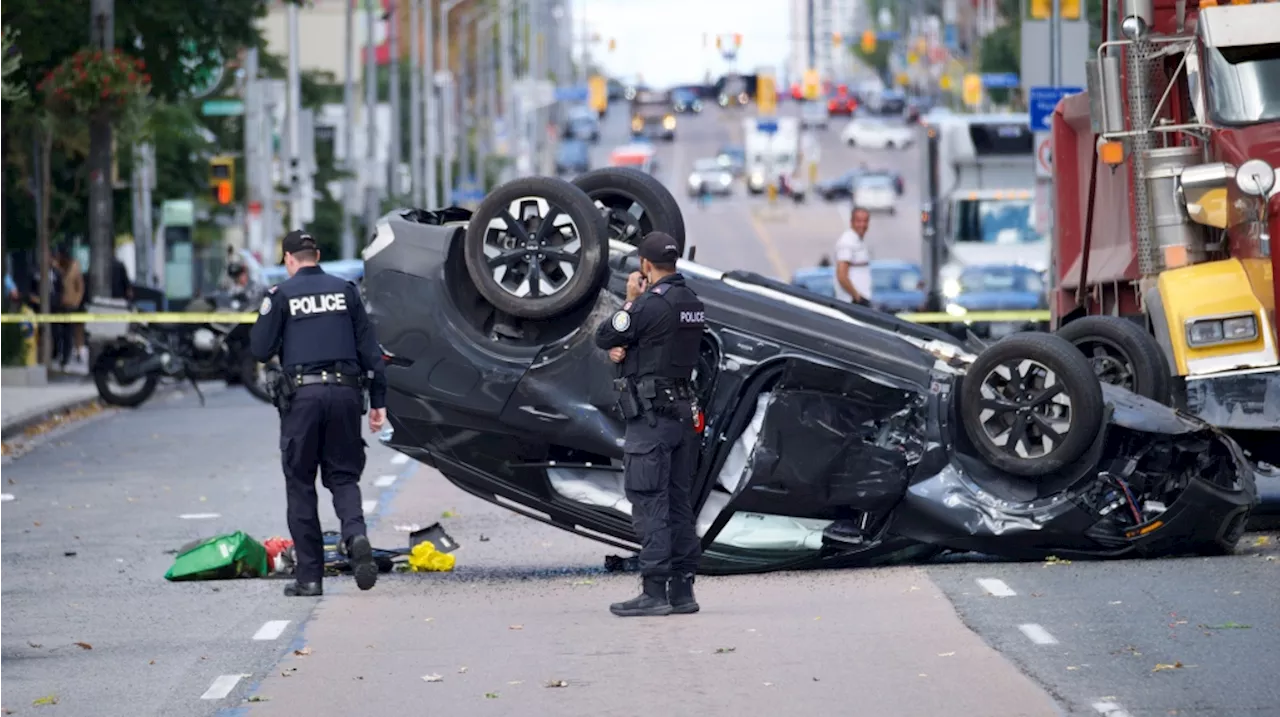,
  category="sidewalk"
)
[1,375,101,439]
